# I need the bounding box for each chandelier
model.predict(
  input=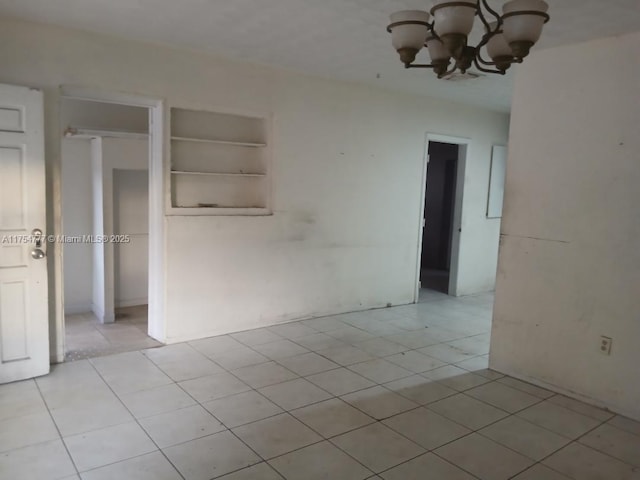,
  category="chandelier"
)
[387,0,550,78]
